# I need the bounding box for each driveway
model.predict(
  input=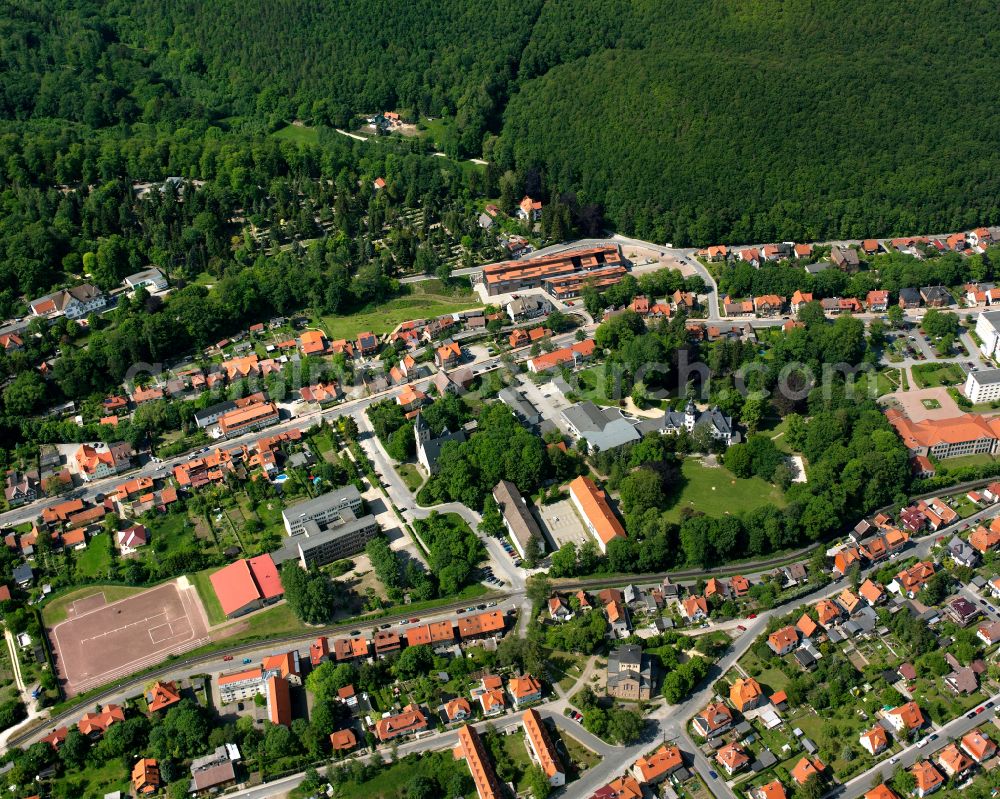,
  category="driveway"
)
[884,386,961,420]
